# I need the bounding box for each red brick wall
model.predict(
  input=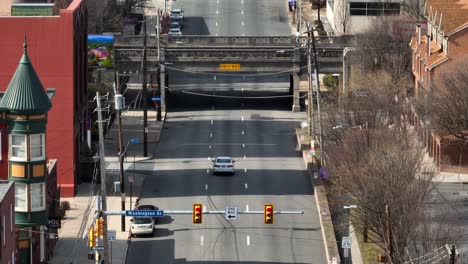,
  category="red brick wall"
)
[0,0,87,197]
[446,30,468,64]
[0,182,16,264]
